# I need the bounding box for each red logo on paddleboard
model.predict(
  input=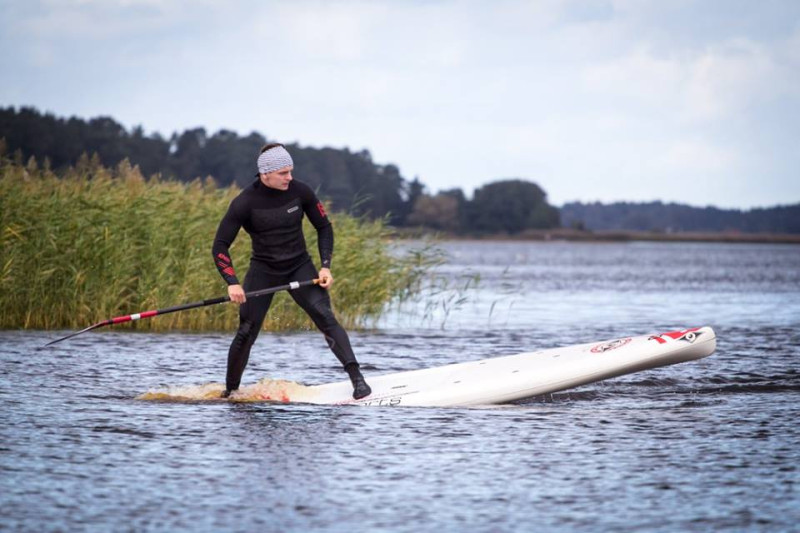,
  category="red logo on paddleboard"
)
[591,338,632,353]
[649,328,700,344]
